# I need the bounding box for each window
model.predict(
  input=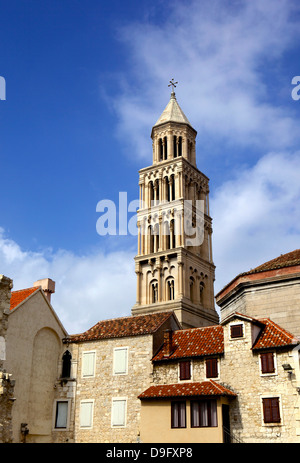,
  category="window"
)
[82,351,96,377]
[112,398,126,427]
[179,360,191,380]
[206,358,218,378]
[167,279,175,301]
[54,400,69,429]
[113,347,128,375]
[191,400,217,427]
[80,400,94,428]
[151,281,158,303]
[230,323,243,339]
[260,352,276,374]
[171,401,186,428]
[262,397,281,424]
[61,350,72,378]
